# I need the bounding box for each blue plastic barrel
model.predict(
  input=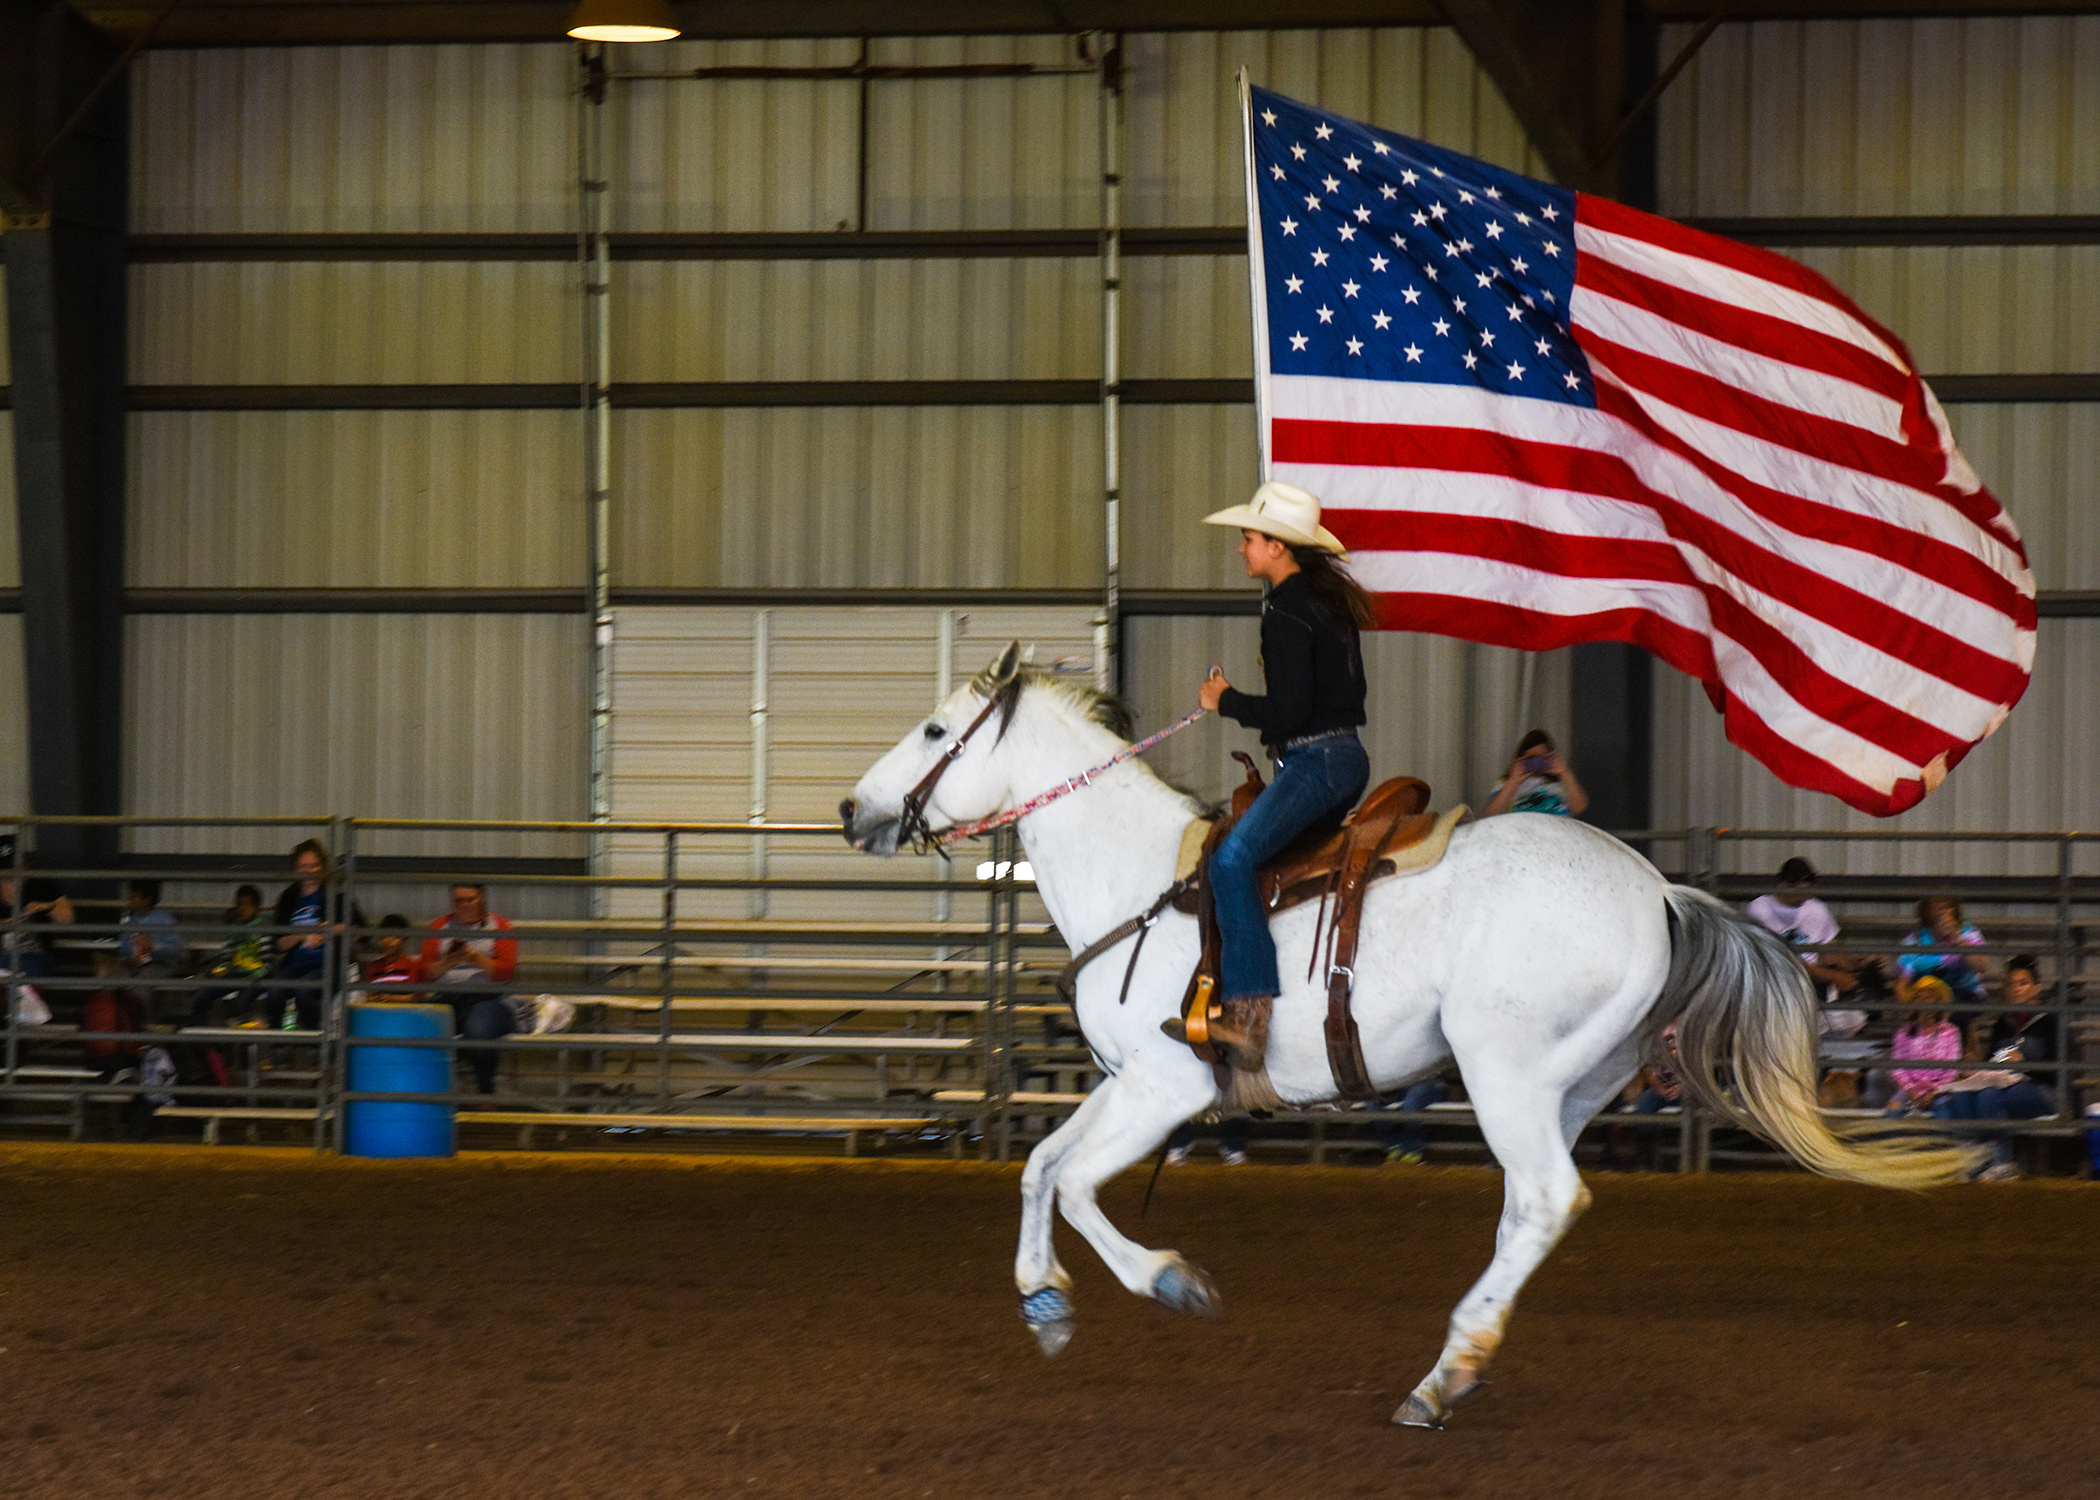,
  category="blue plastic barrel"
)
[345,1002,456,1158]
